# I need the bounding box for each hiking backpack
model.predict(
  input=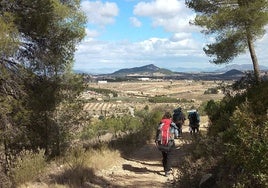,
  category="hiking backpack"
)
[188,111,199,125]
[172,108,185,124]
[156,119,174,152]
